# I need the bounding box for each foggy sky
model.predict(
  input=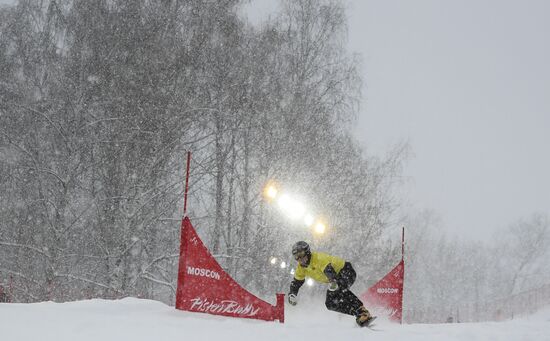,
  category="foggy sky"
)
[346,0,550,239]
